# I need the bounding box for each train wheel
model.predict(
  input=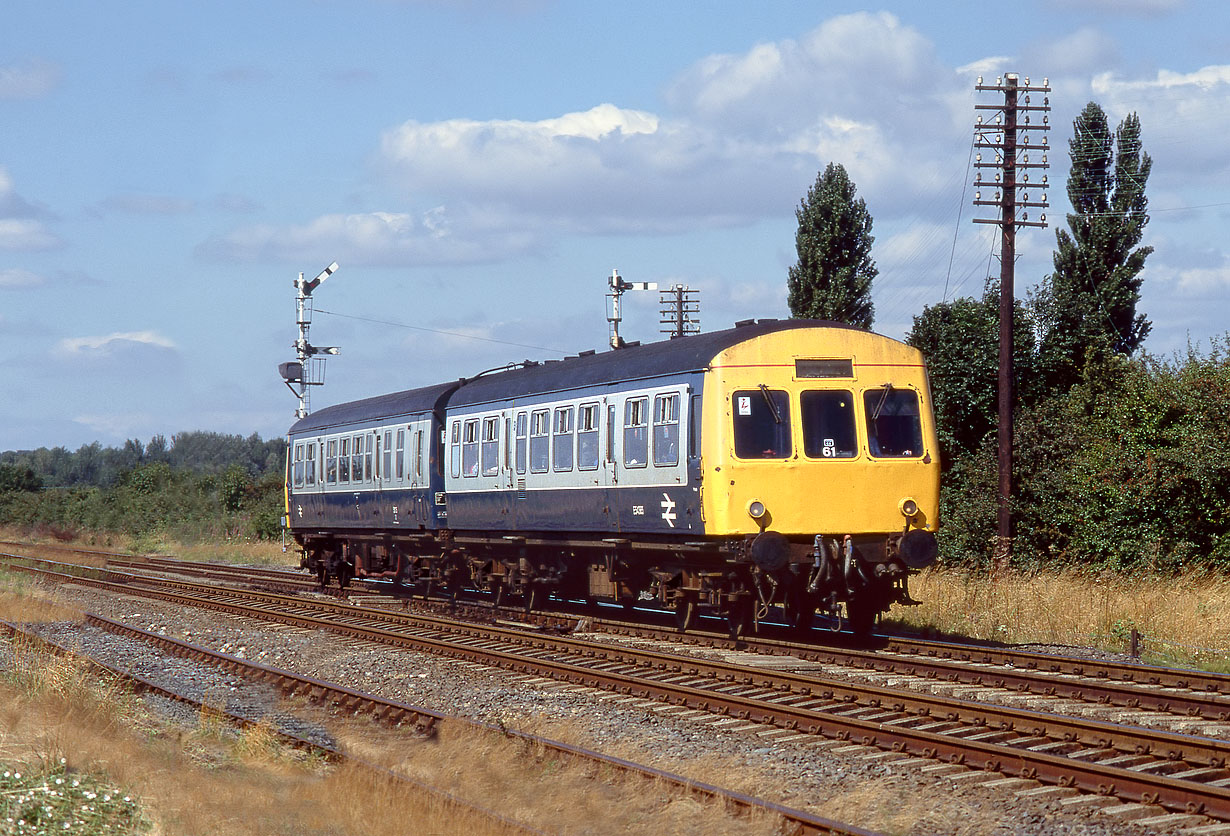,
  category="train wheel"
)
[673,591,699,632]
